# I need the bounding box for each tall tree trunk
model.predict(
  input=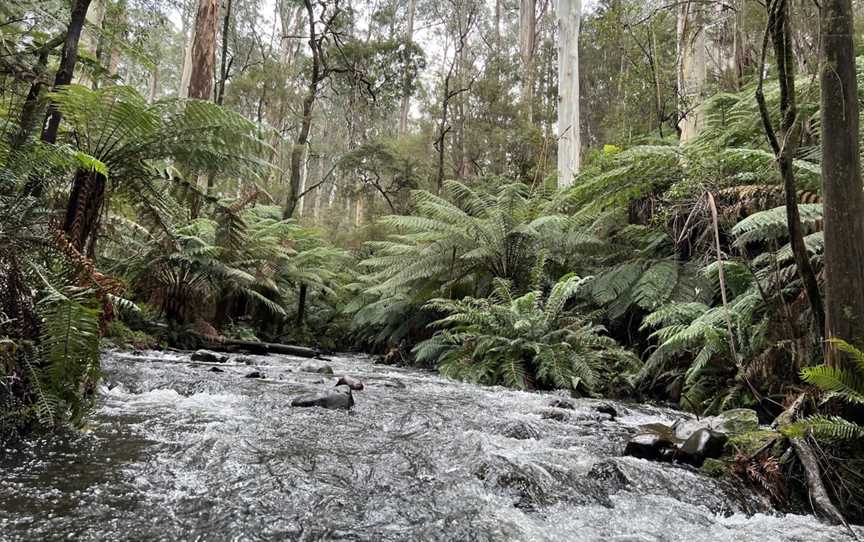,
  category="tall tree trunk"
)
[188,0,219,101]
[520,0,537,123]
[676,0,706,142]
[820,0,864,364]
[398,0,417,135]
[42,0,93,145]
[283,0,322,219]
[296,283,308,326]
[179,18,195,97]
[556,0,581,187]
[79,0,105,88]
[148,65,159,103]
[215,0,233,106]
[756,0,825,337]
